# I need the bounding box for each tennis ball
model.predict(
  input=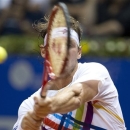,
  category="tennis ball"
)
[0,46,8,64]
